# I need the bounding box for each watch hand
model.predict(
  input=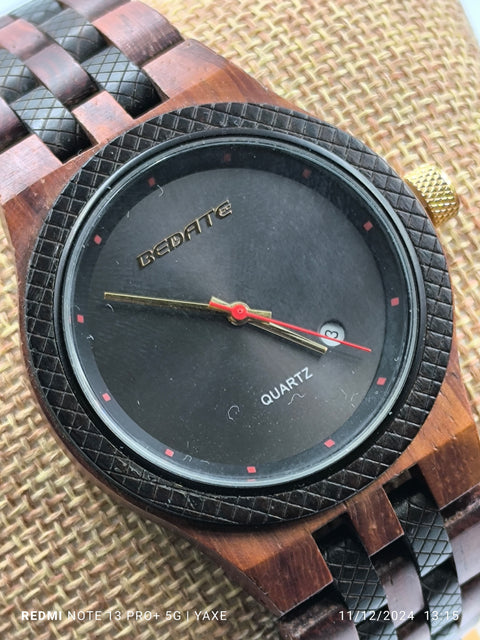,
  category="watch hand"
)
[105,292,325,354]
[103,292,272,317]
[210,297,326,354]
[208,299,371,353]
[248,318,328,354]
